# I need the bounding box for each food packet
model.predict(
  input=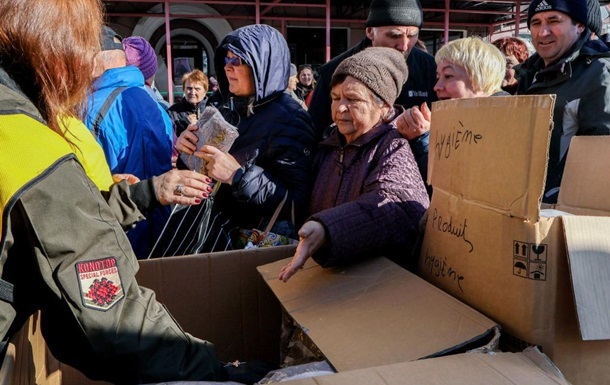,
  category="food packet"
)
[179,106,239,174]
